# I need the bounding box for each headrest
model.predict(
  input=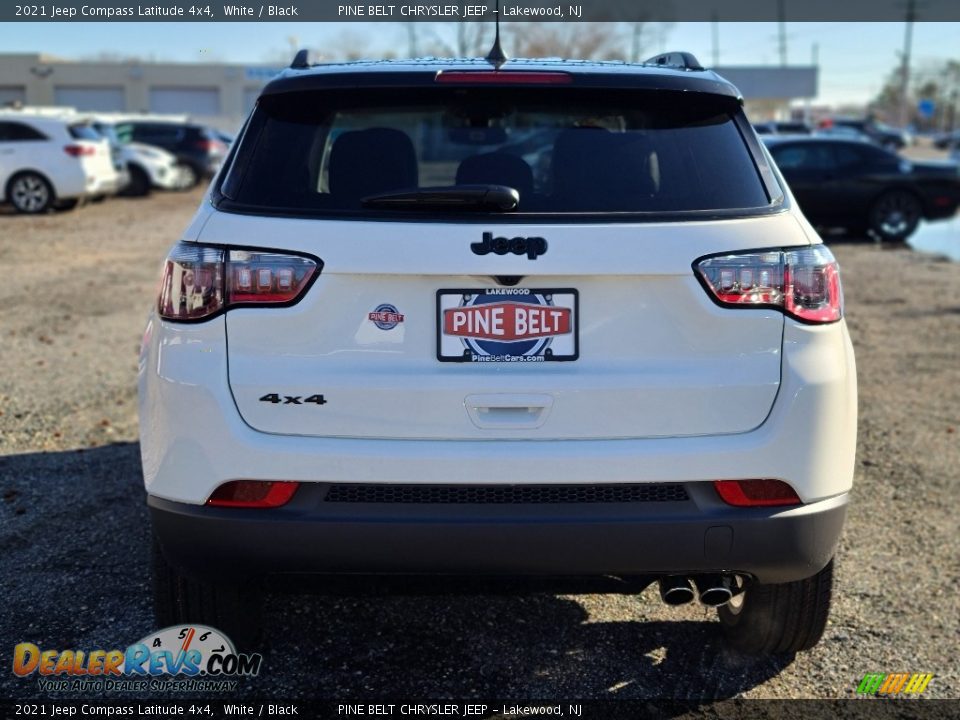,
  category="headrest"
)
[329,127,418,207]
